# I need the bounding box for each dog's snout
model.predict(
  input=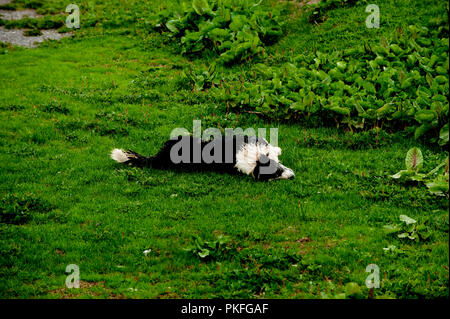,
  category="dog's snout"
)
[278,164,295,180]
[281,168,295,179]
